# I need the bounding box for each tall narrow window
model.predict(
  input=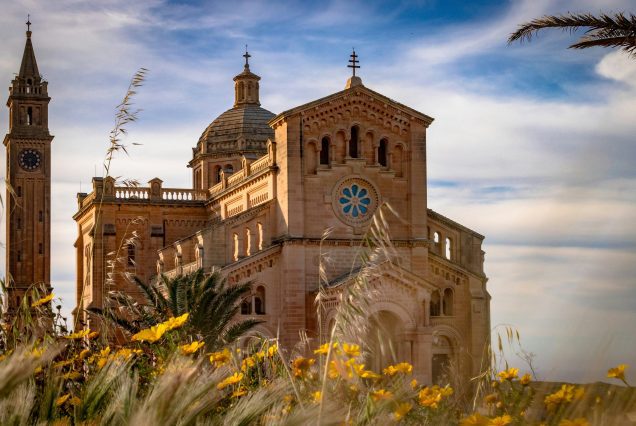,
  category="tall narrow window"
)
[445,237,452,260]
[257,222,263,251]
[245,228,252,257]
[233,233,239,261]
[27,107,33,125]
[238,82,245,101]
[430,291,441,316]
[378,138,388,166]
[215,166,222,184]
[127,244,136,266]
[320,137,330,165]
[255,286,266,315]
[241,298,252,315]
[349,126,359,158]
